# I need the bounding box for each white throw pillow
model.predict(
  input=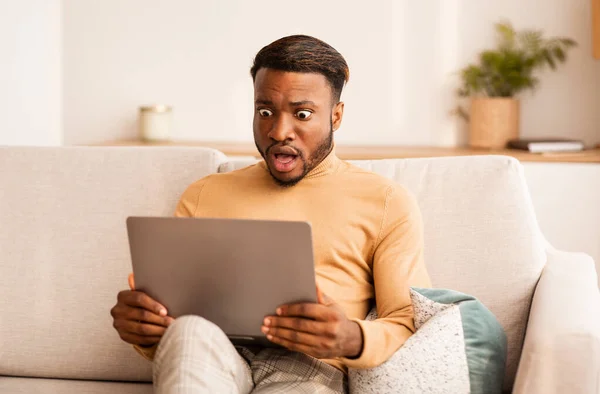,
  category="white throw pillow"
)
[348,288,507,394]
